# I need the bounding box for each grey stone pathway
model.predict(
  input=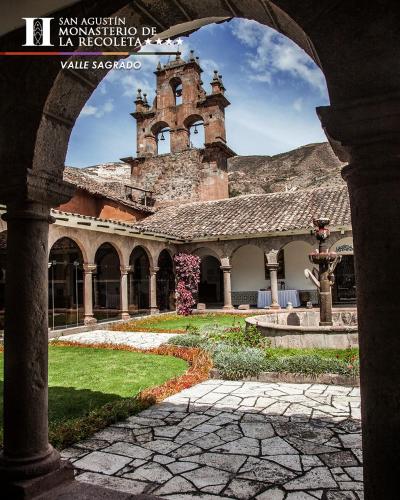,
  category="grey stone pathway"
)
[55,330,176,349]
[62,380,363,499]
